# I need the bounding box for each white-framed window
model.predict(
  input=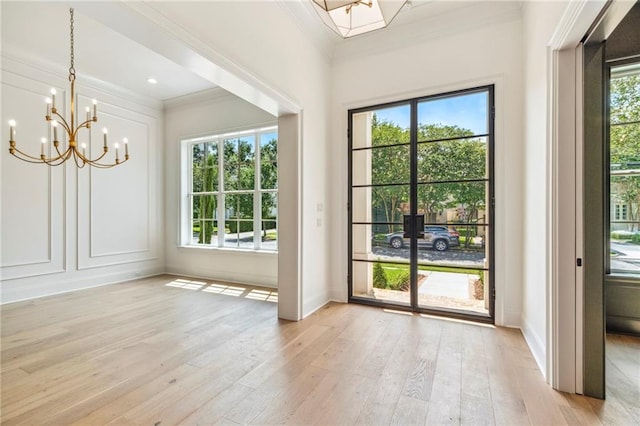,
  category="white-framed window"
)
[182,126,277,251]
[614,203,628,221]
